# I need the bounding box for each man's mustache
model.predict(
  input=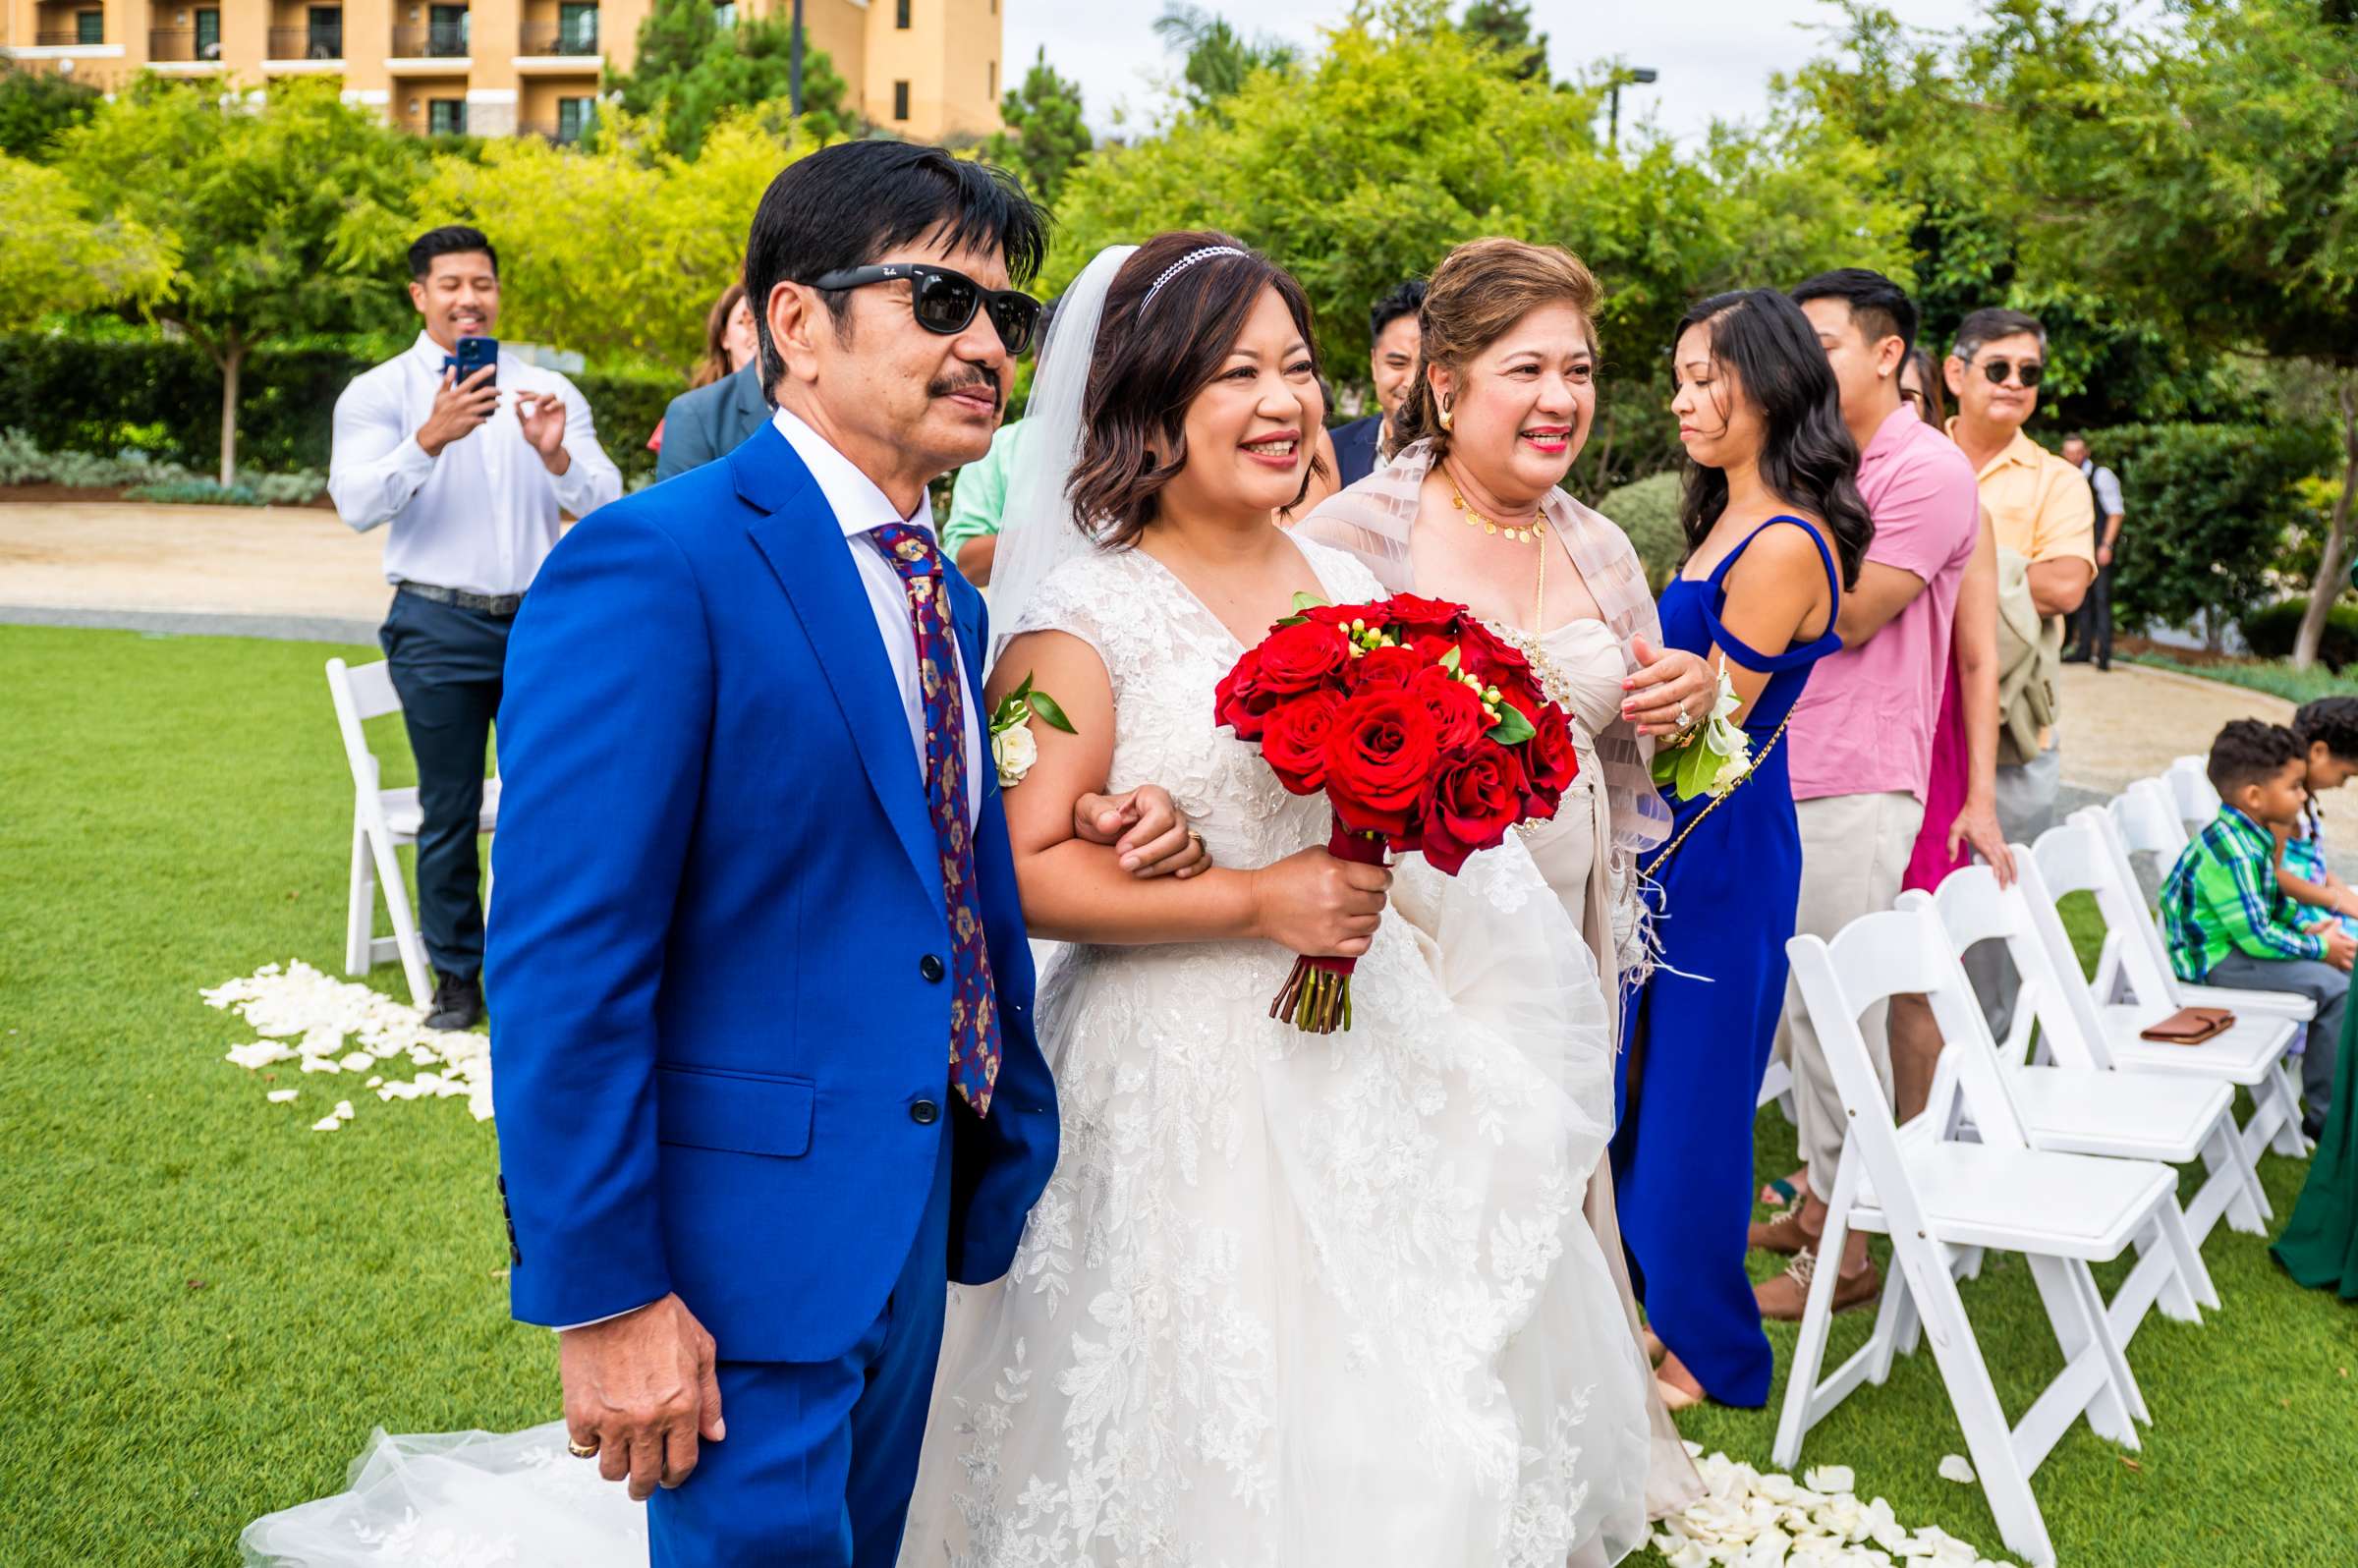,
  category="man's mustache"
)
[928,371,1002,412]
